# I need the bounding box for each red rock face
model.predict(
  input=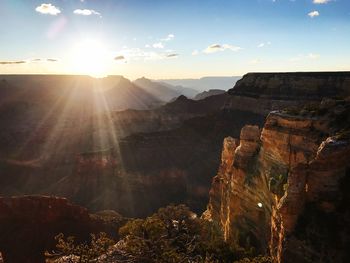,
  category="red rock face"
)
[0,196,95,263]
[205,102,350,261]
